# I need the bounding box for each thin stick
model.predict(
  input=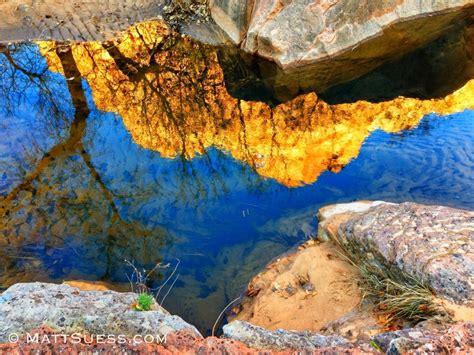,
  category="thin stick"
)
[211,296,241,337]
[160,273,180,306]
[155,258,180,299]
[145,262,169,281]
